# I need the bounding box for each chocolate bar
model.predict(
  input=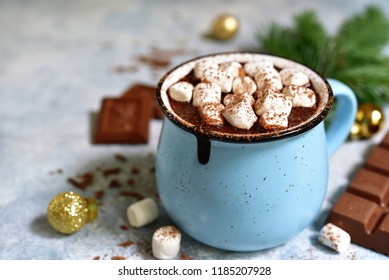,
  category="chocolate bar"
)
[326,132,389,256]
[121,84,164,120]
[94,95,152,144]
[93,83,163,144]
